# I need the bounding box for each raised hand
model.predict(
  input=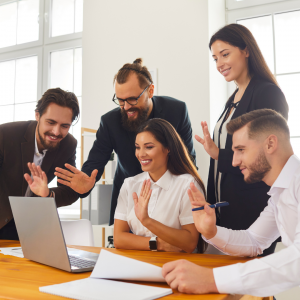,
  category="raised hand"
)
[24,163,49,197]
[54,164,98,194]
[188,182,217,240]
[133,179,152,225]
[195,121,219,160]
